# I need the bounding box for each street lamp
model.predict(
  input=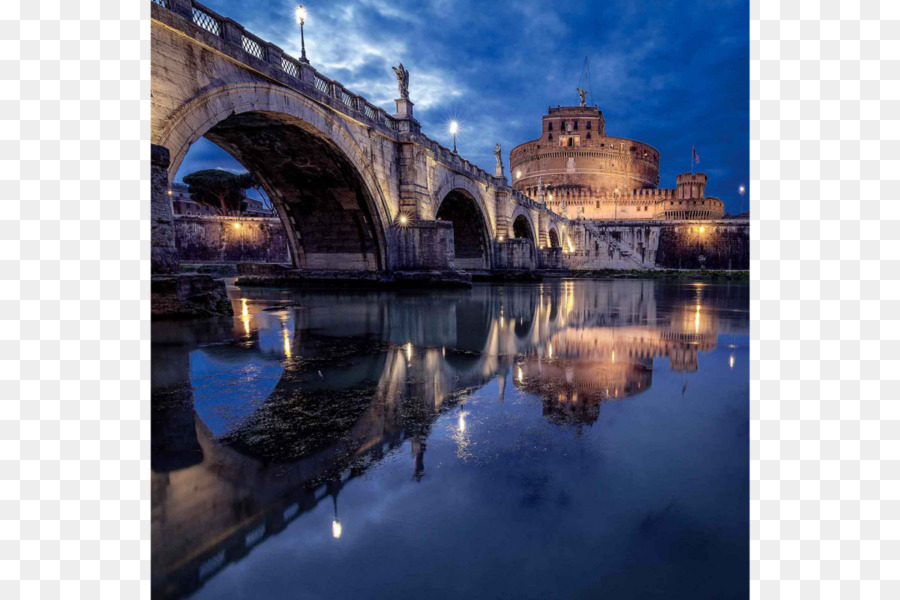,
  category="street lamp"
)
[738,184,745,216]
[449,120,459,153]
[613,188,619,222]
[295,5,309,64]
